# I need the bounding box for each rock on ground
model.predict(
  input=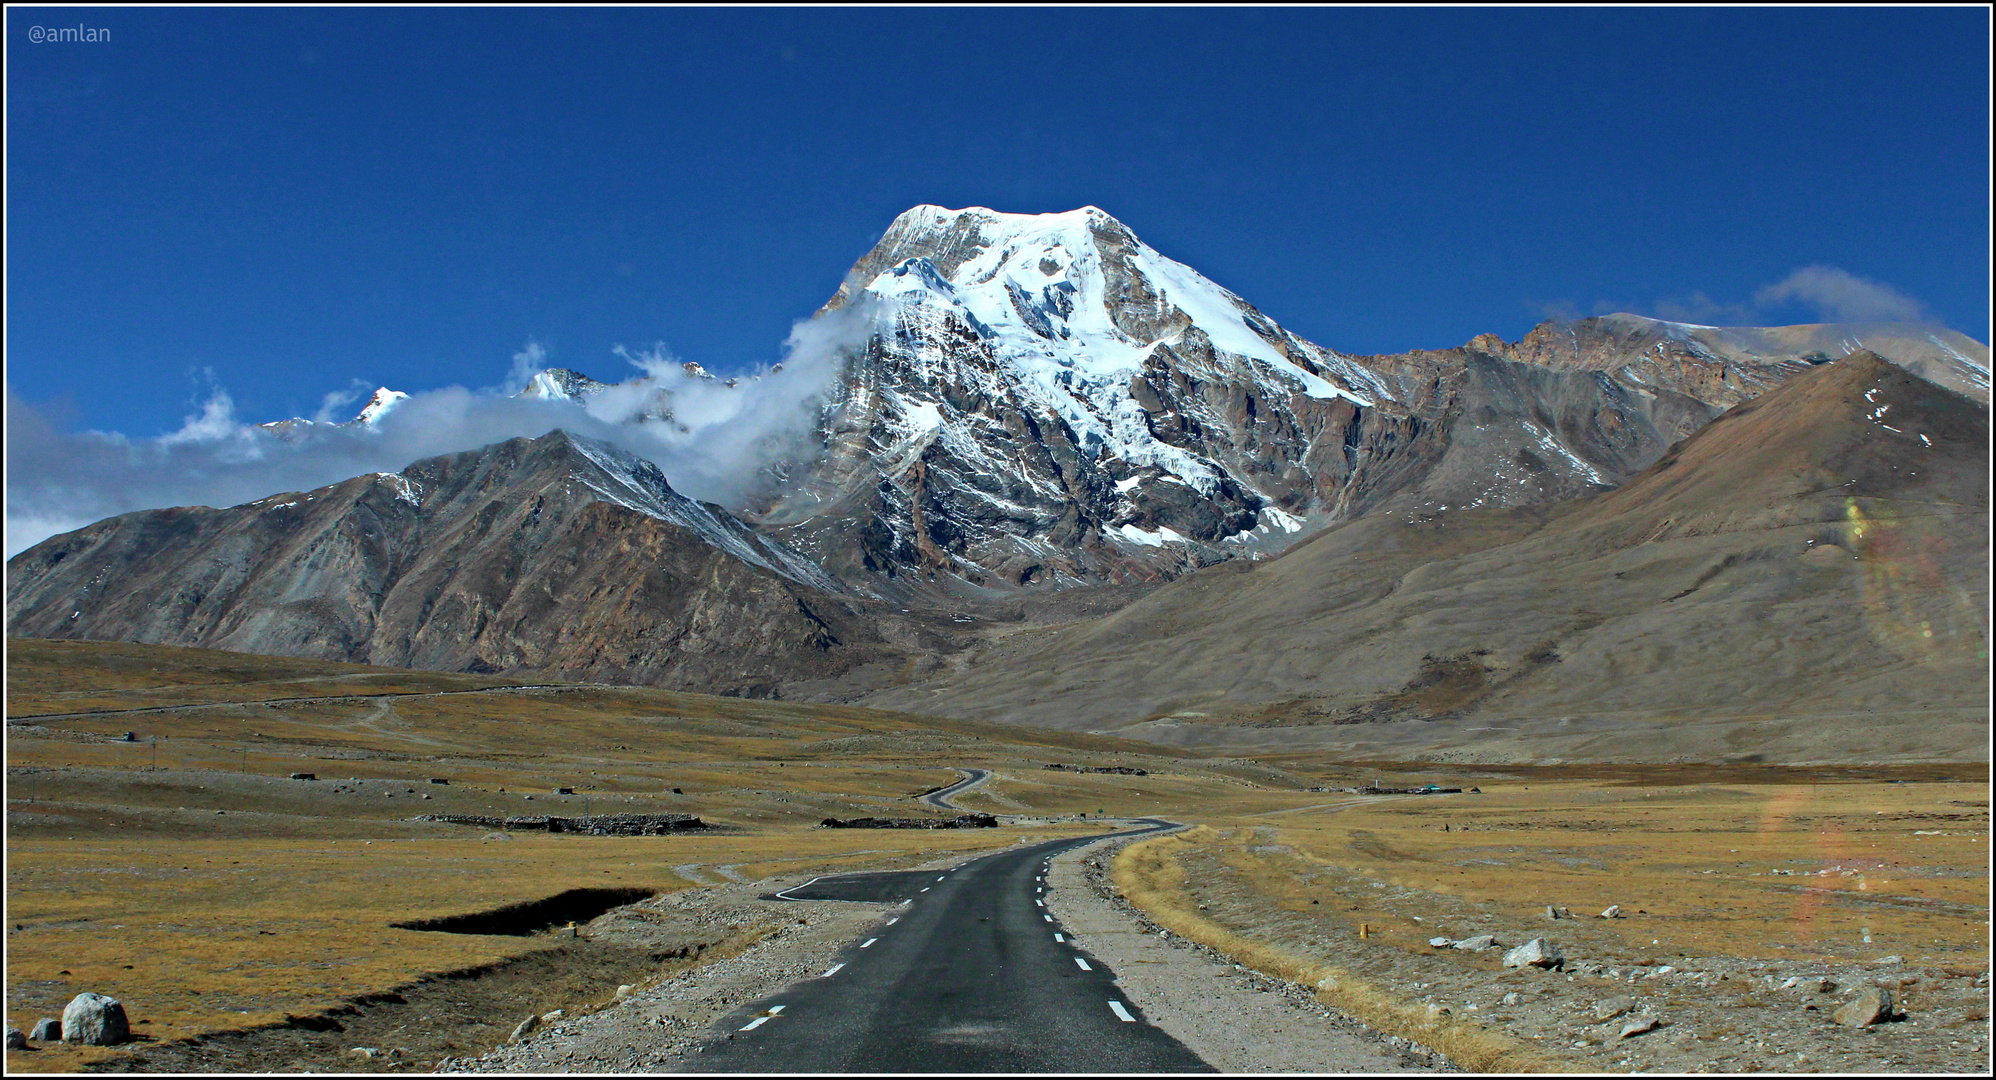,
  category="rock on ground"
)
[1593,995,1633,1021]
[1618,1016,1660,1040]
[1833,987,1896,1028]
[30,1018,61,1041]
[1503,938,1562,969]
[62,991,130,1046]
